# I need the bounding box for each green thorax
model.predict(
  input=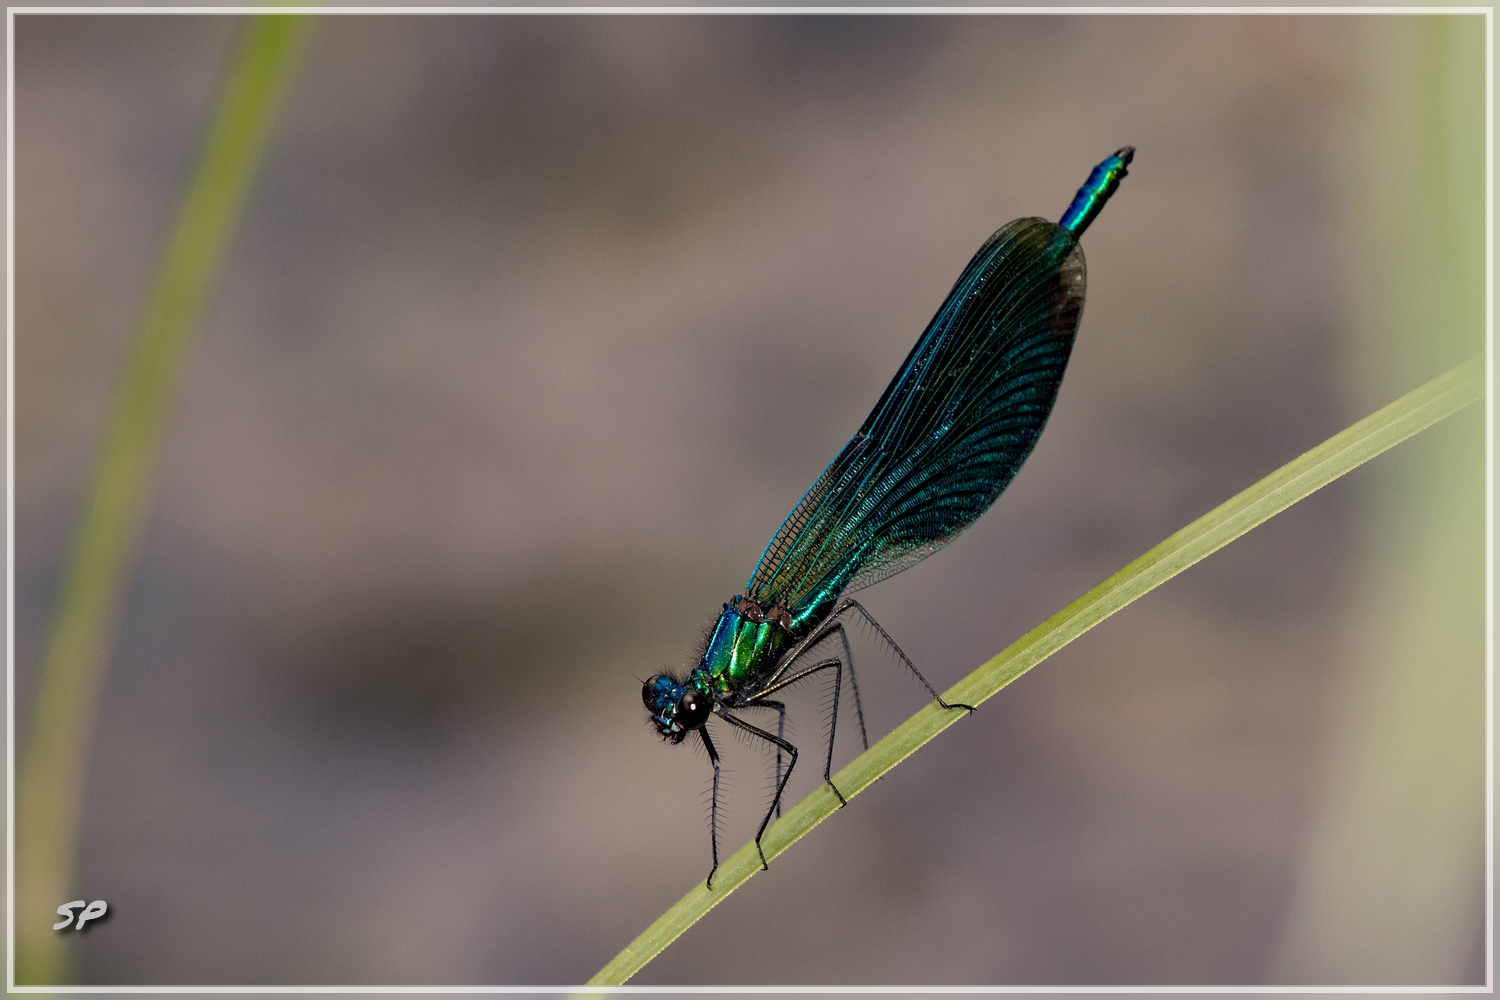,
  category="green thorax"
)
[690,596,798,695]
